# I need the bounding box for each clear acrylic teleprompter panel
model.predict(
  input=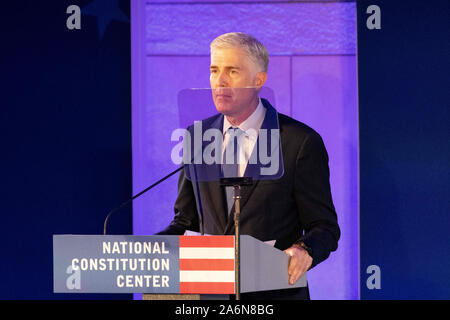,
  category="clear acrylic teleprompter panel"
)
[174,87,284,182]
